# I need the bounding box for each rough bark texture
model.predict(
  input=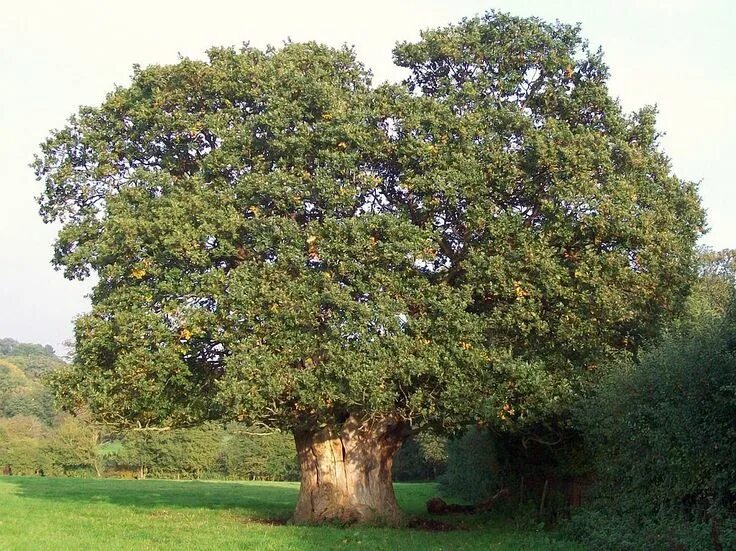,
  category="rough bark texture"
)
[293,415,410,525]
